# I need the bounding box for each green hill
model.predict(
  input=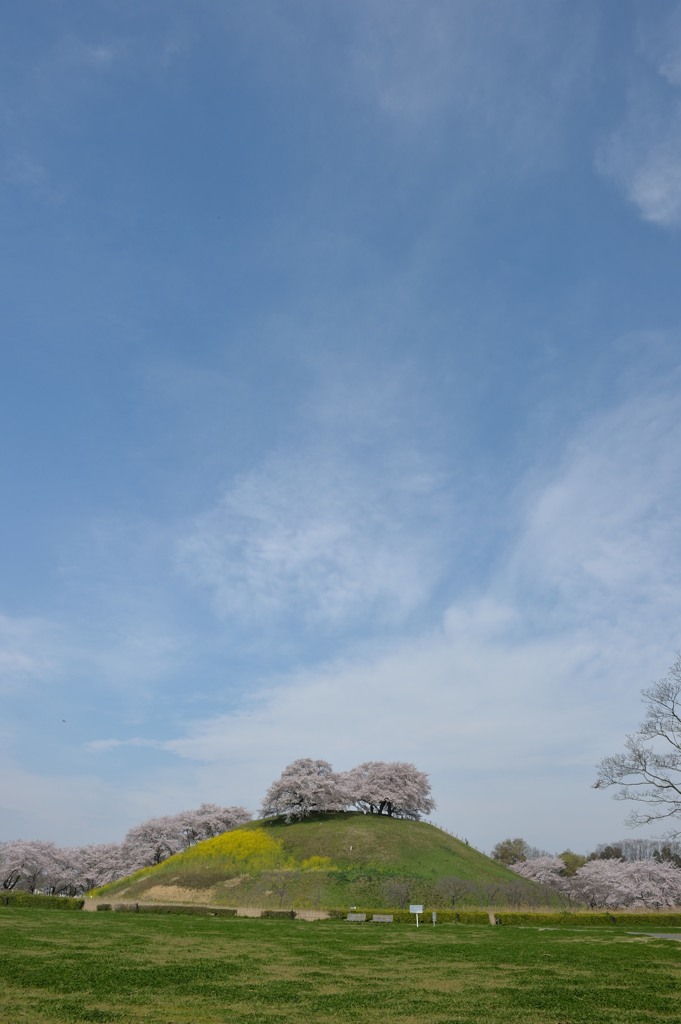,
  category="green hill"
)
[92,813,558,910]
